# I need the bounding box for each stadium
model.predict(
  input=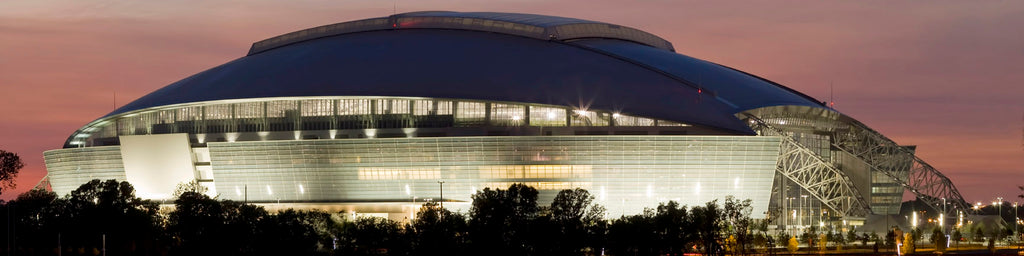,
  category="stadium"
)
[42,11,968,223]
